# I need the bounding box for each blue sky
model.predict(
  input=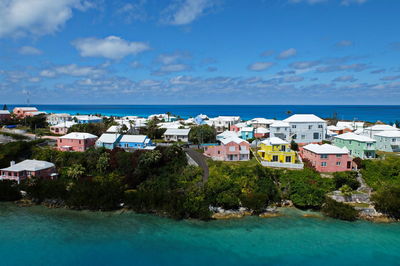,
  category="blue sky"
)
[1,0,400,104]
